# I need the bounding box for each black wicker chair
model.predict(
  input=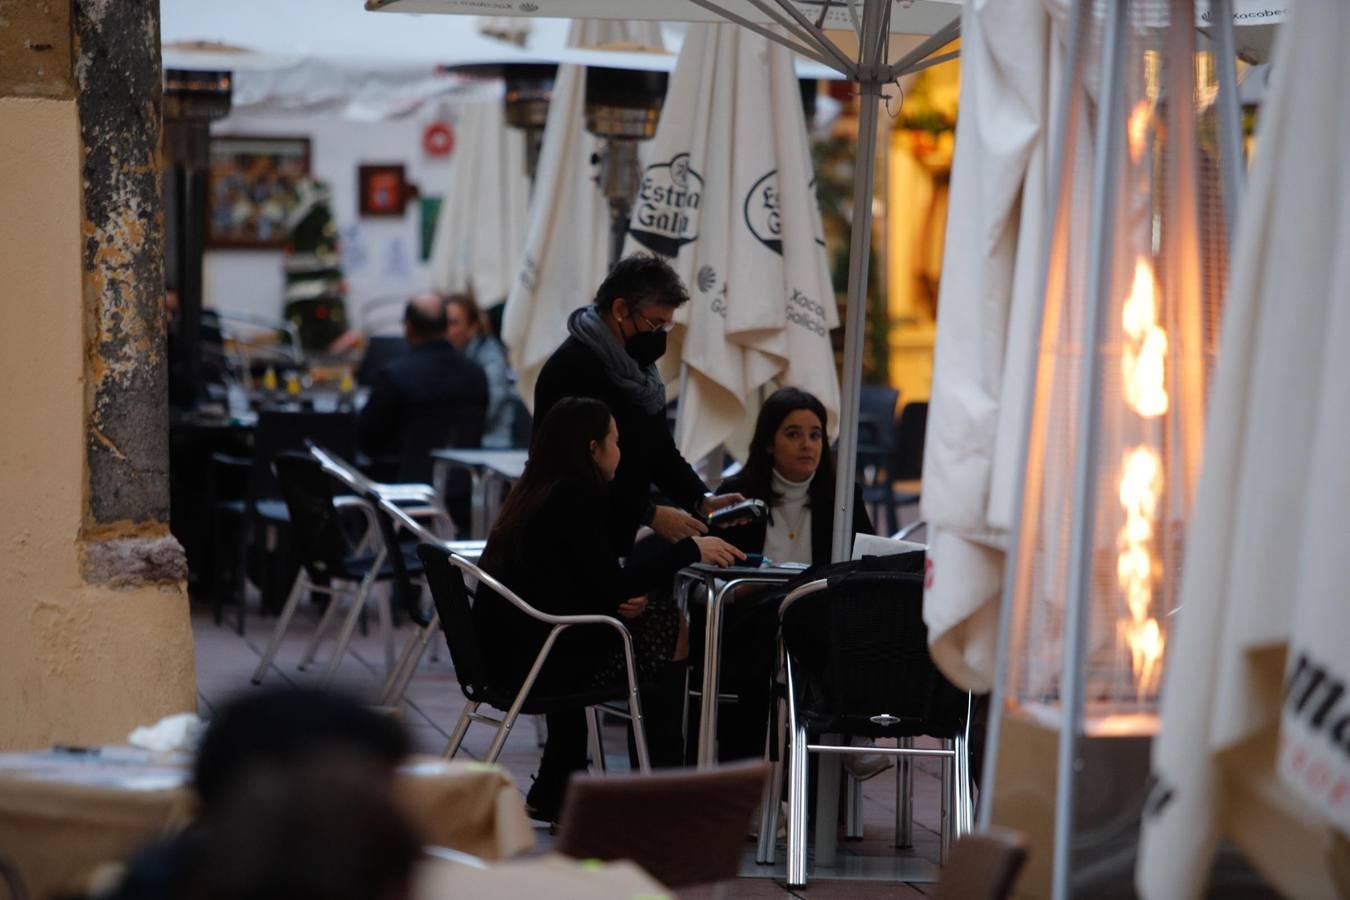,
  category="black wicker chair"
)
[758,551,974,887]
